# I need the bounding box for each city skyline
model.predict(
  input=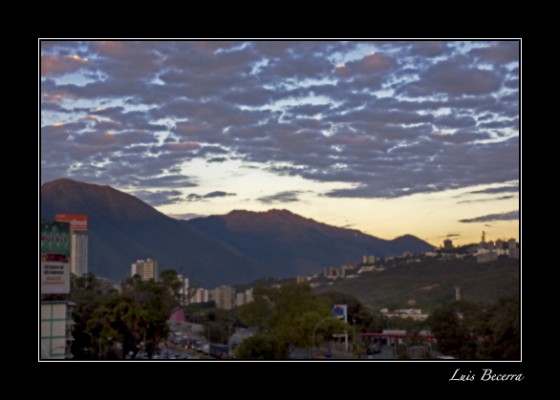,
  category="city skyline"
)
[40,40,520,246]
